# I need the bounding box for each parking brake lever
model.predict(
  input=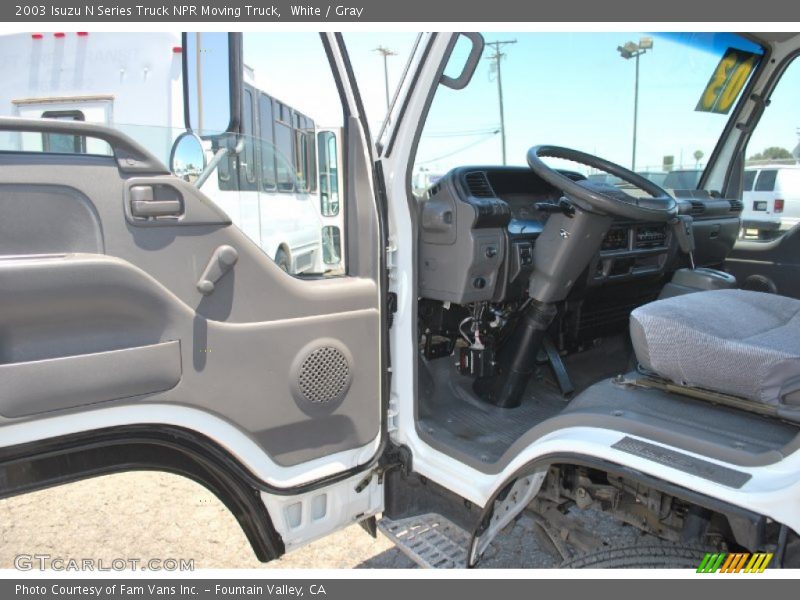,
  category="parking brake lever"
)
[670,215,696,270]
